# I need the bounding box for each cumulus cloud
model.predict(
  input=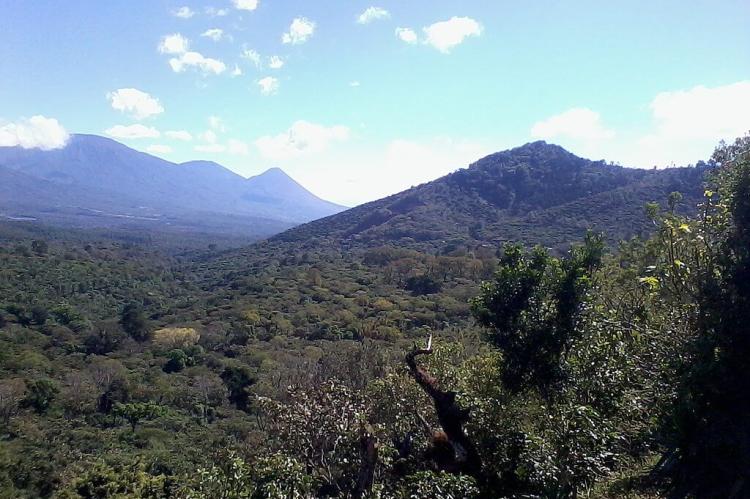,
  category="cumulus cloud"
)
[241,48,262,68]
[147,144,172,154]
[169,51,226,75]
[423,16,482,53]
[231,64,243,77]
[105,124,161,139]
[268,55,284,69]
[282,17,315,45]
[107,88,164,120]
[357,7,389,24]
[531,108,615,141]
[395,27,418,44]
[628,81,750,166]
[201,28,225,42]
[158,34,225,75]
[232,0,258,11]
[255,120,350,160]
[158,33,189,54]
[645,81,750,142]
[0,115,70,150]
[172,6,194,18]
[165,130,192,141]
[257,76,279,95]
